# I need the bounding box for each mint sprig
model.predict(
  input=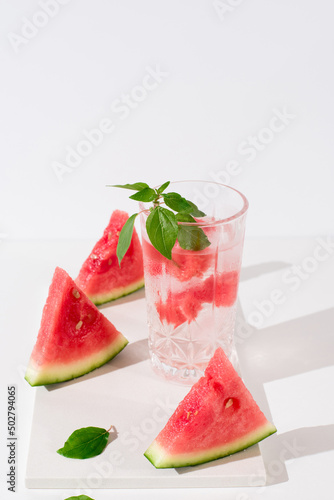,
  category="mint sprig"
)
[110,182,211,265]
